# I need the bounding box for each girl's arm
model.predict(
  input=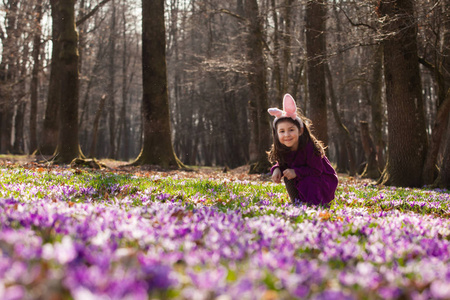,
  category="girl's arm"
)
[270,163,280,174]
[272,167,282,183]
[271,163,287,174]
